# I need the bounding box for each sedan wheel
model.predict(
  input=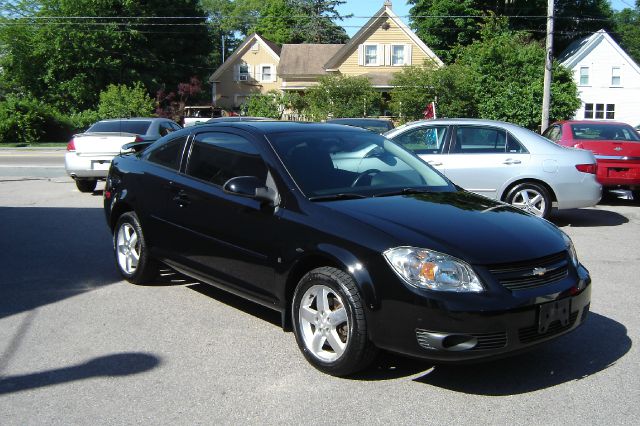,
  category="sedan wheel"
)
[505,182,551,218]
[114,212,157,284]
[75,179,97,193]
[292,267,377,376]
